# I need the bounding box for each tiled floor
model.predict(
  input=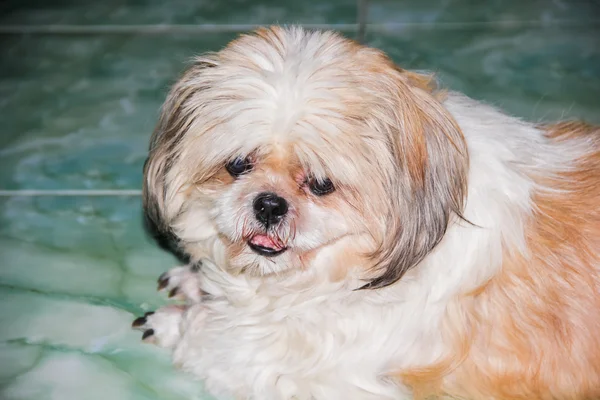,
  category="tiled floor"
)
[0,1,599,399]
